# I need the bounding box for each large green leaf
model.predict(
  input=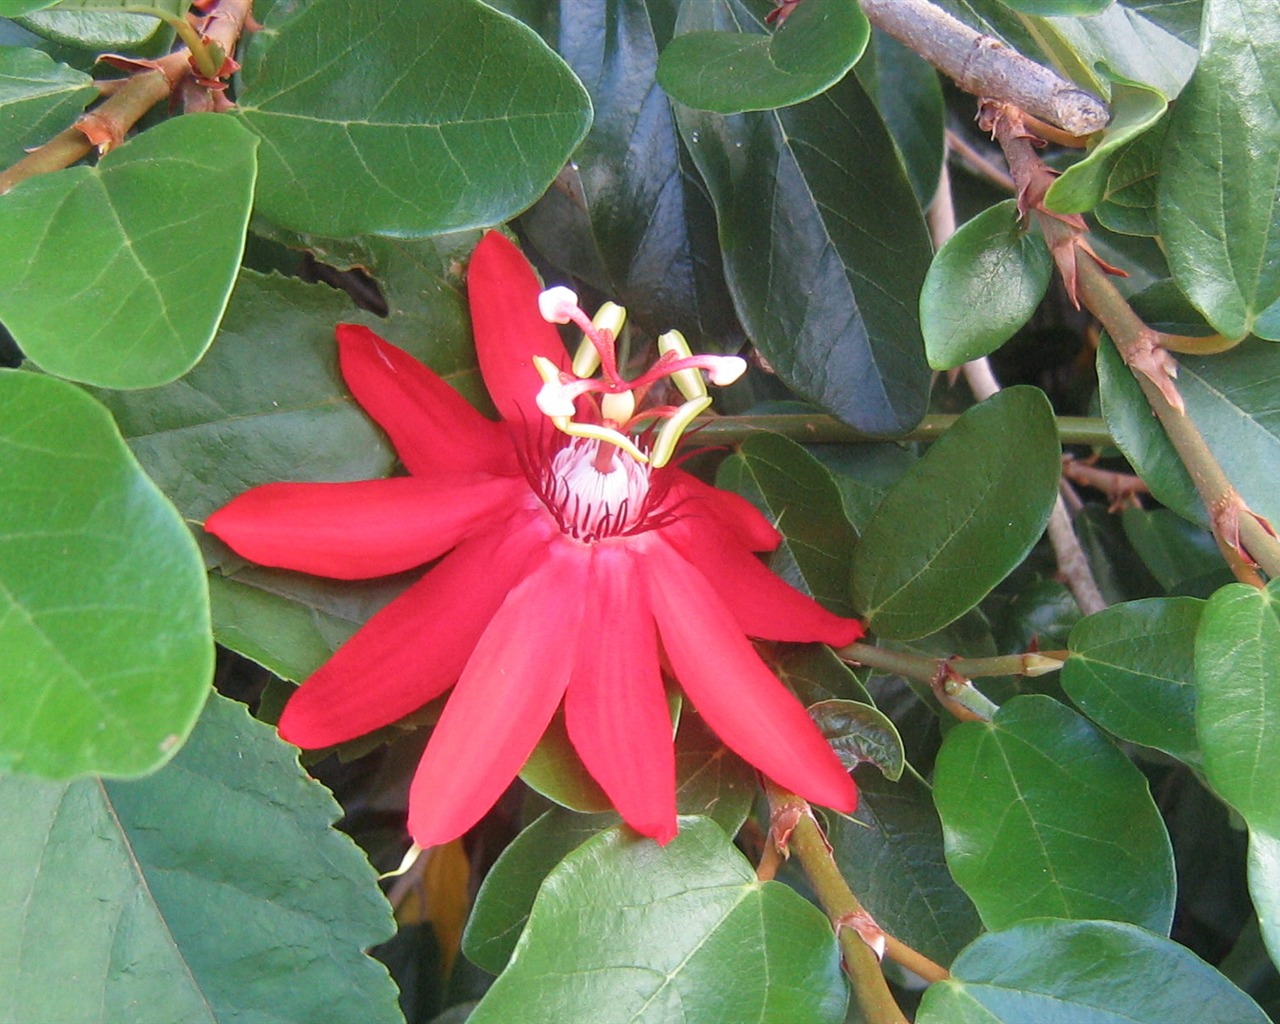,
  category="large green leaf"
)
[0,692,401,1022]
[0,47,94,167]
[0,371,212,780]
[921,199,1053,370]
[826,770,982,966]
[1196,580,1280,965]
[0,114,257,389]
[673,0,932,435]
[934,694,1176,932]
[917,919,1269,1024]
[236,0,591,238]
[518,0,742,353]
[468,816,847,1024]
[1062,597,1203,765]
[716,431,858,616]
[1159,0,1280,340]
[850,387,1060,639]
[657,0,869,113]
